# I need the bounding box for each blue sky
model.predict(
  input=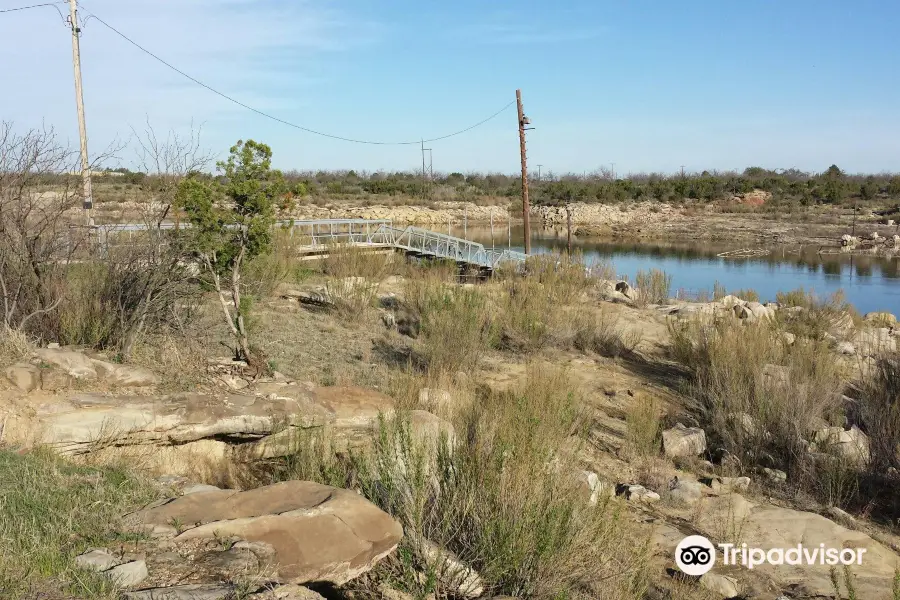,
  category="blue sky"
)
[1,0,898,175]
